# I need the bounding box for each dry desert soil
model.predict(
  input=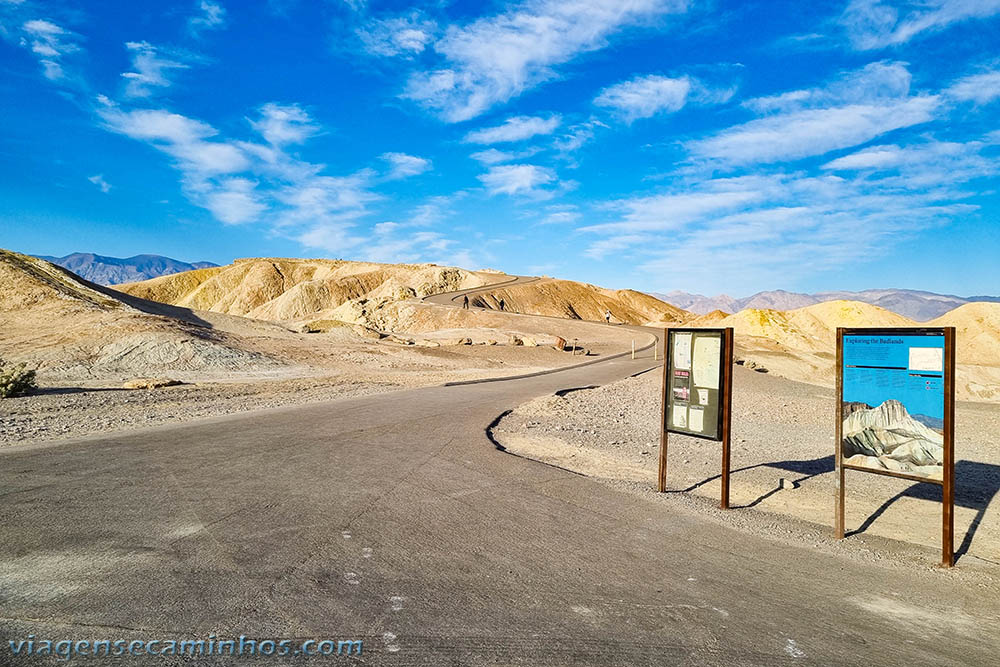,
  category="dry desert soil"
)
[492,361,1000,579]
